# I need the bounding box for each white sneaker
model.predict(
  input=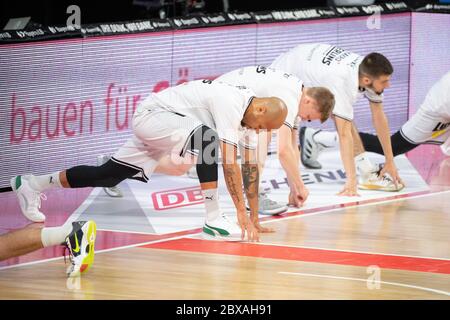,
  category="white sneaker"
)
[10,175,46,222]
[245,191,288,215]
[64,221,97,278]
[202,214,243,241]
[97,155,123,198]
[258,192,288,215]
[358,172,404,192]
[299,127,326,169]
